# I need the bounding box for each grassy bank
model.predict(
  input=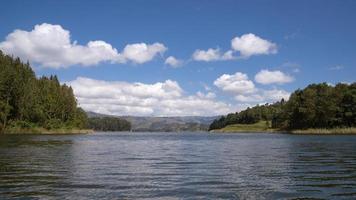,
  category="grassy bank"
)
[290,128,356,135]
[211,121,356,134]
[211,121,278,133]
[3,127,93,135]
